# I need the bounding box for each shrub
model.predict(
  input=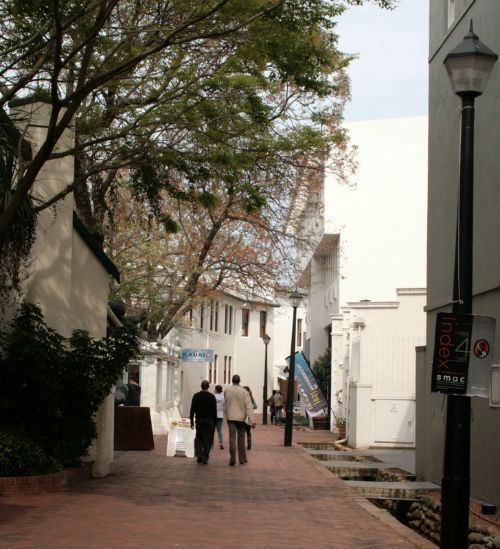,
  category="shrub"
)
[312,347,331,400]
[0,302,141,466]
[0,431,61,477]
